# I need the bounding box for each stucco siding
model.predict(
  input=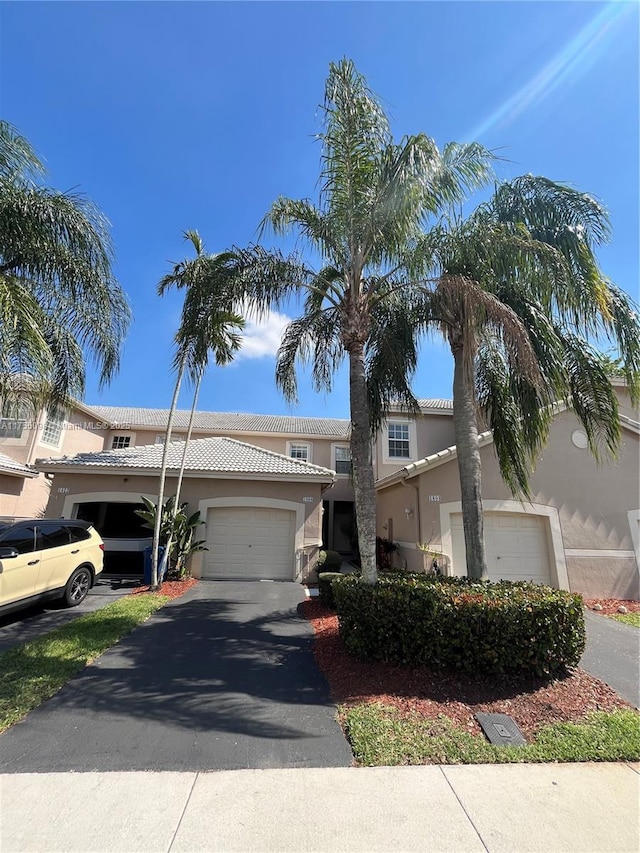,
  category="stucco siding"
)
[376,407,639,598]
[566,555,639,600]
[0,473,50,520]
[415,415,456,460]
